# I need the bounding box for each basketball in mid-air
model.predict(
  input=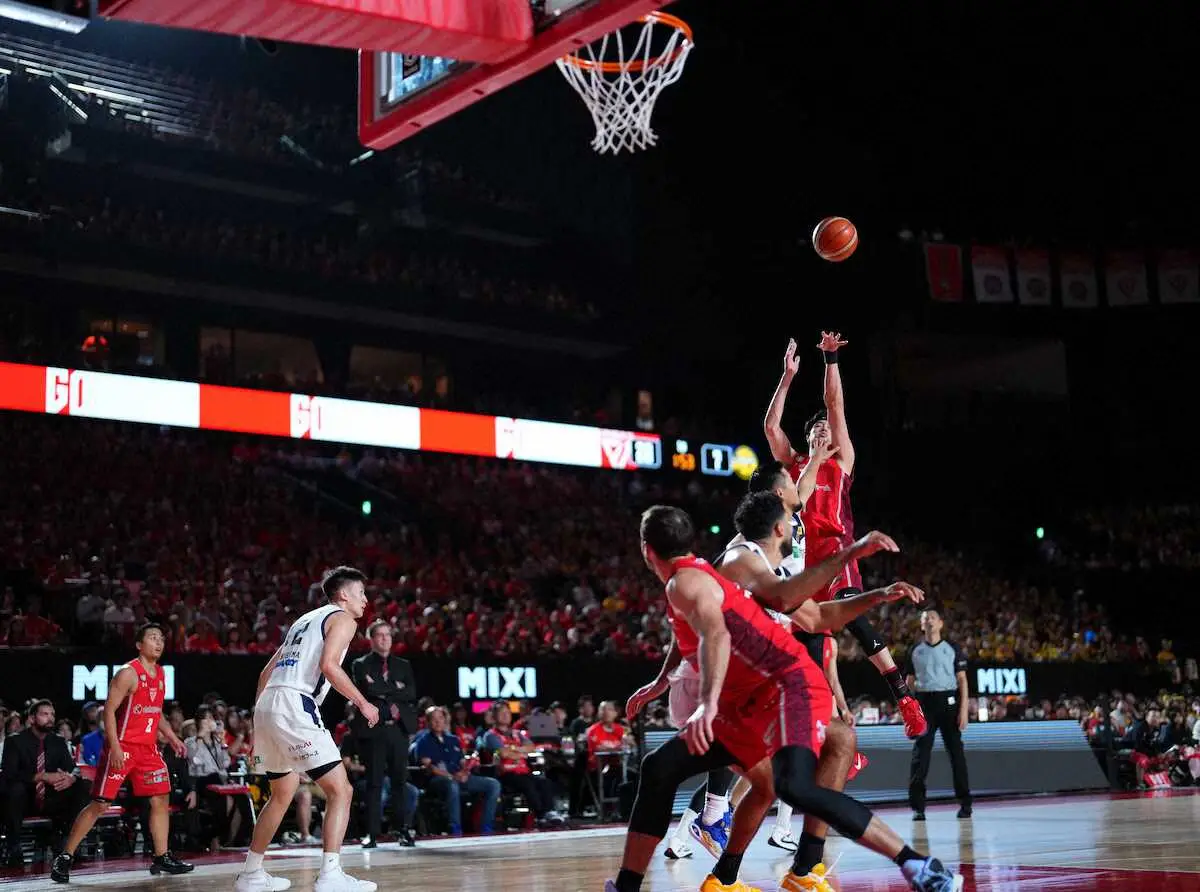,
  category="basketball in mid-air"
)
[812,216,858,262]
